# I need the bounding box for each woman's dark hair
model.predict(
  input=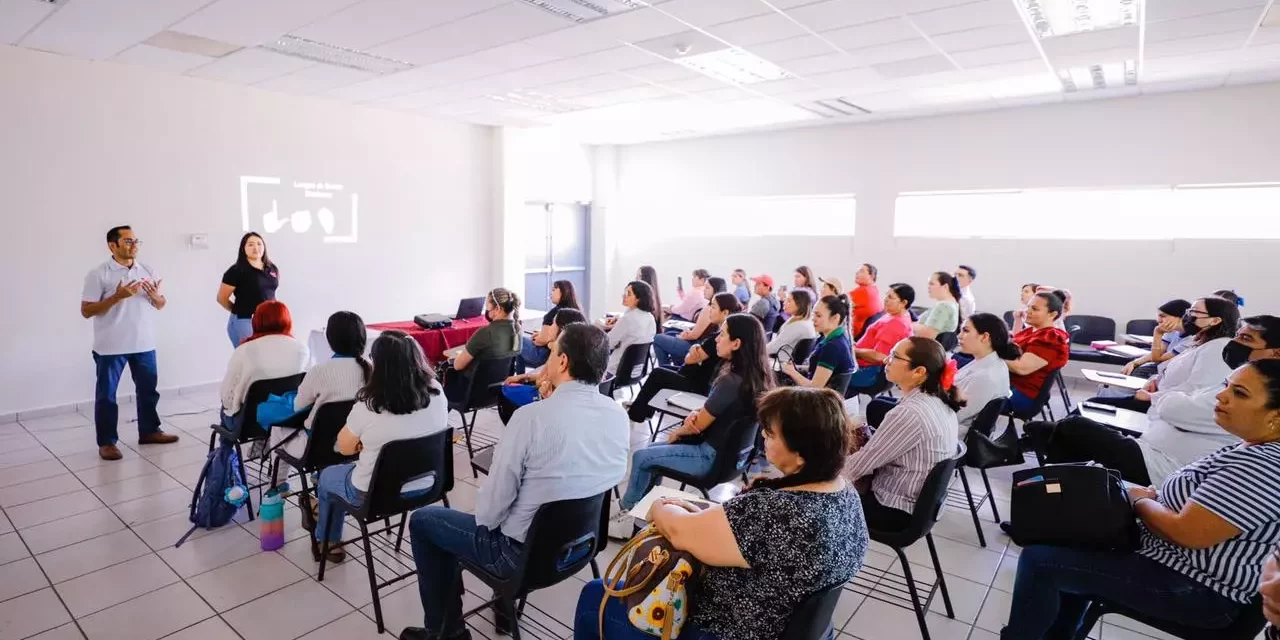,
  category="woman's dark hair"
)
[1021,282,1040,292]
[637,266,662,315]
[932,271,962,303]
[718,313,776,416]
[967,313,1021,361]
[1194,296,1240,345]
[1213,289,1242,306]
[788,289,813,321]
[862,263,878,280]
[795,266,816,289]
[235,232,275,272]
[819,294,850,328]
[713,292,742,316]
[627,280,661,332]
[707,276,728,295]
[1158,299,1192,318]
[357,330,439,415]
[904,336,966,412]
[553,308,587,328]
[326,311,371,382]
[692,268,712,281]
[551,280,581,311]
[888,282,916,307]
[751,387,851,491]
[1034,291,1064,321]
[1248,359,1280,410]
